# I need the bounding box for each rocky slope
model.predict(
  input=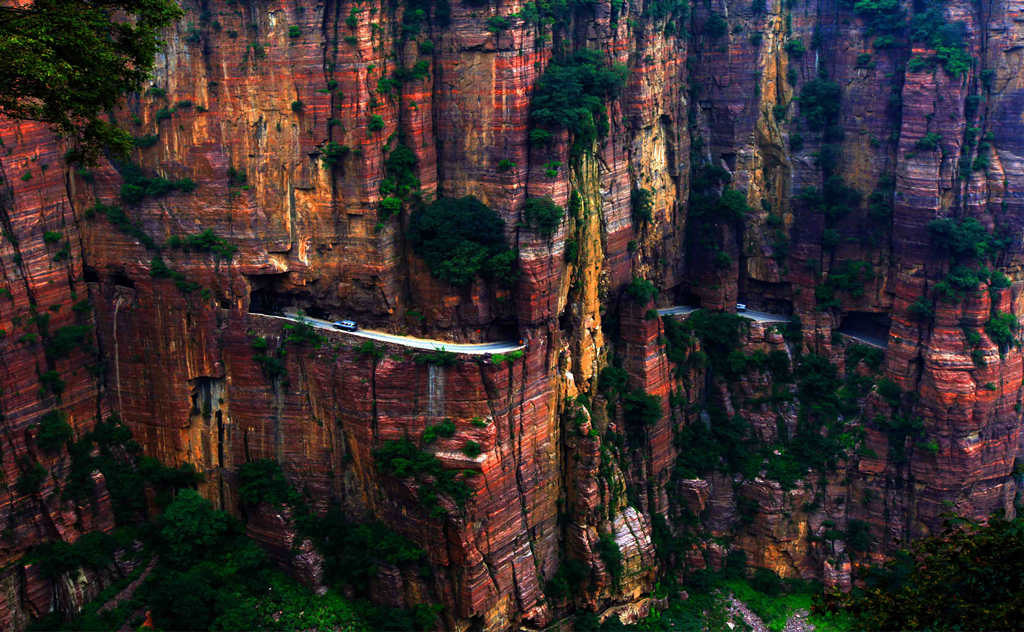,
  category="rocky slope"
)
[1,0,1022,629]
